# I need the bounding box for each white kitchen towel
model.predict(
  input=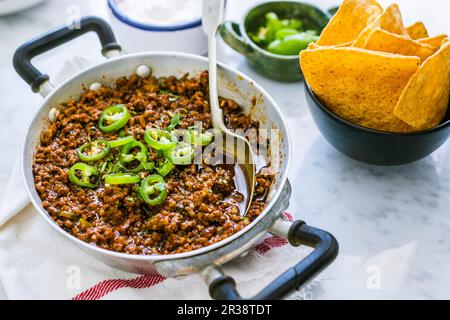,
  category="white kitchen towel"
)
[0,58,318,300]
[0,57,93,228]
[0,159,28,227]
[0,163,316,300]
